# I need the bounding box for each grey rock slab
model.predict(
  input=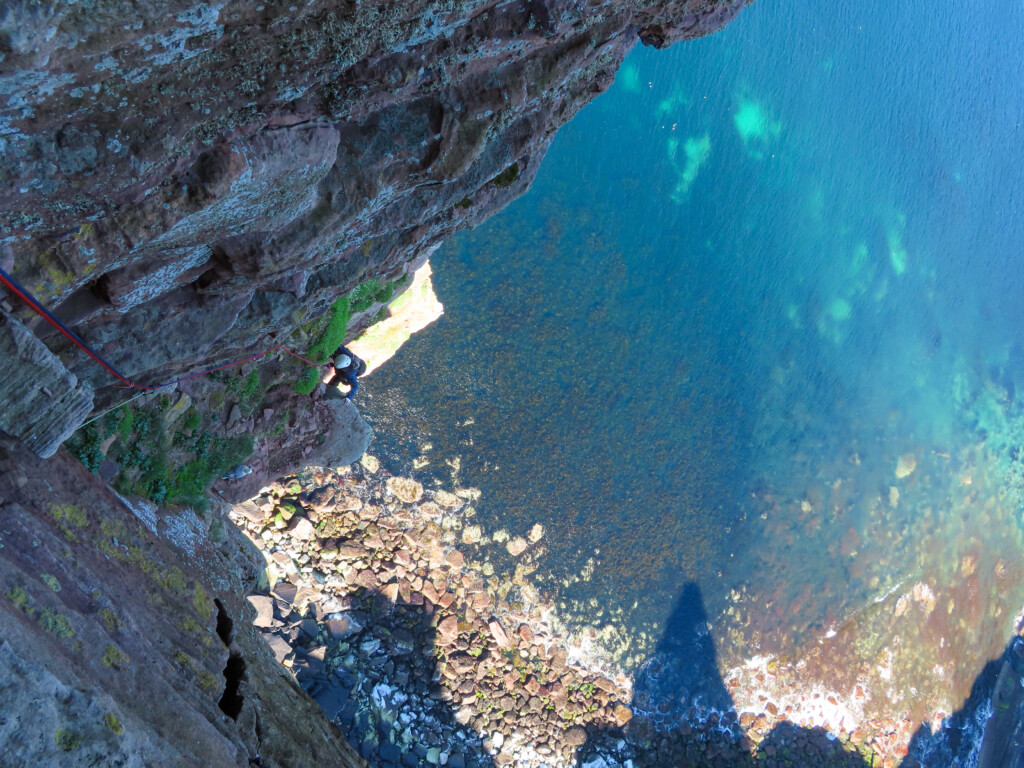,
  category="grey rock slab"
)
[305,398,373,469]
[0,313,94,458]
[262,632,294,663]
[315,686,351,721]
[247,594,275,628]
[272,581,298,604]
